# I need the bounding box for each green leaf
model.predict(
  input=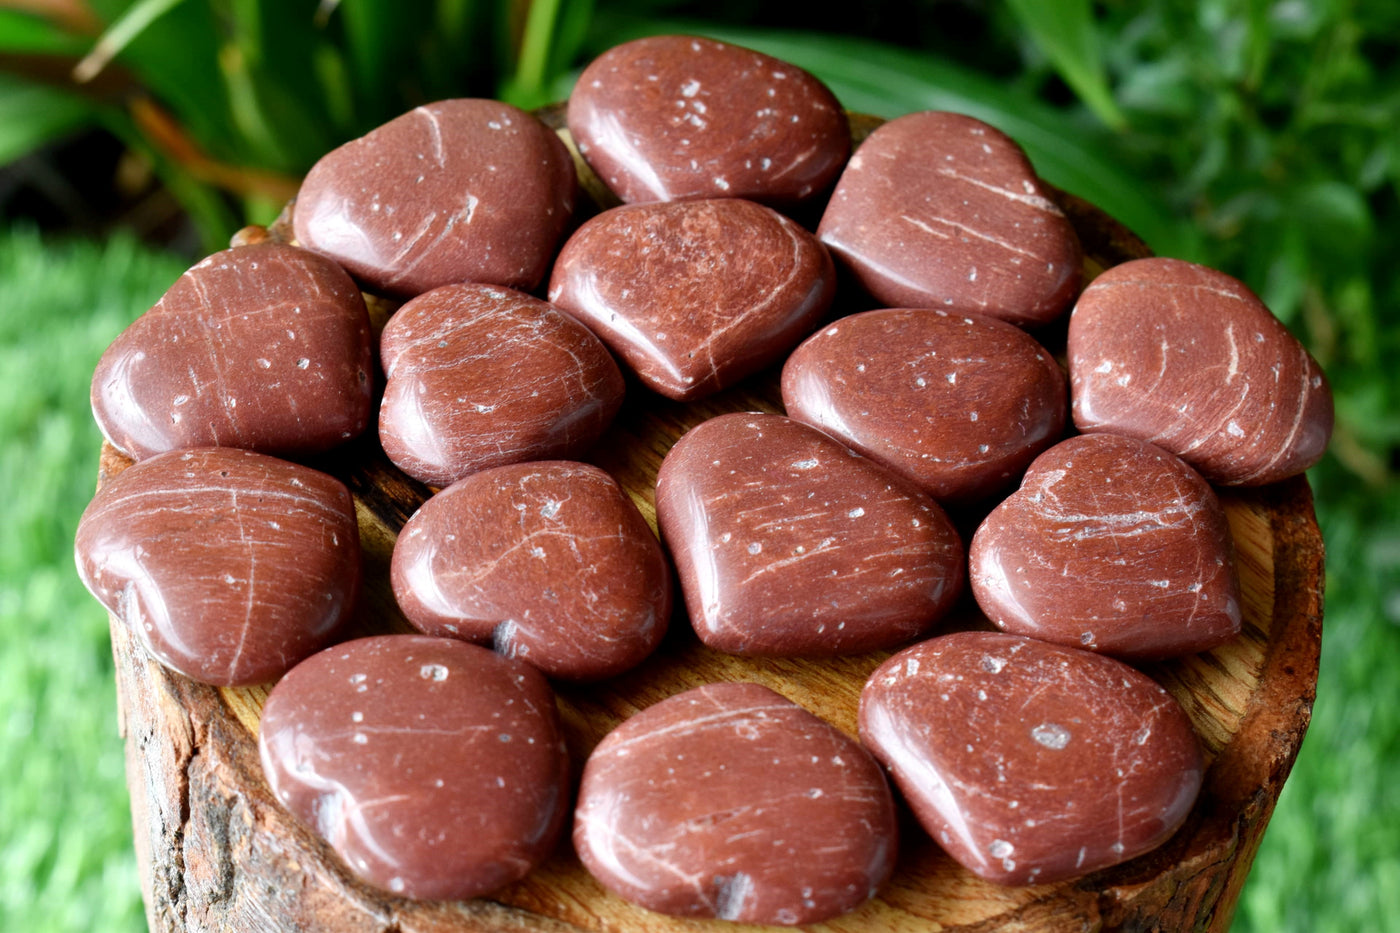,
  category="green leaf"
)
[0,10,91,55]
[0,74,95,167]
[1004,0,1126,130]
